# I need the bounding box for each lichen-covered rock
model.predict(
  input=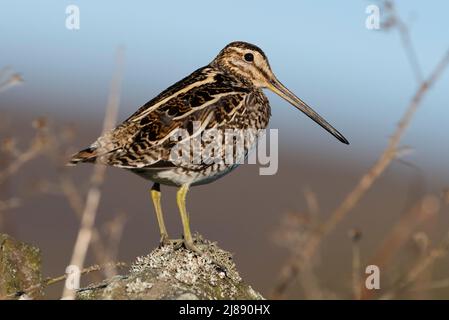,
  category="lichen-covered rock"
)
[77,235,264,300]
[0,233,42,299]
